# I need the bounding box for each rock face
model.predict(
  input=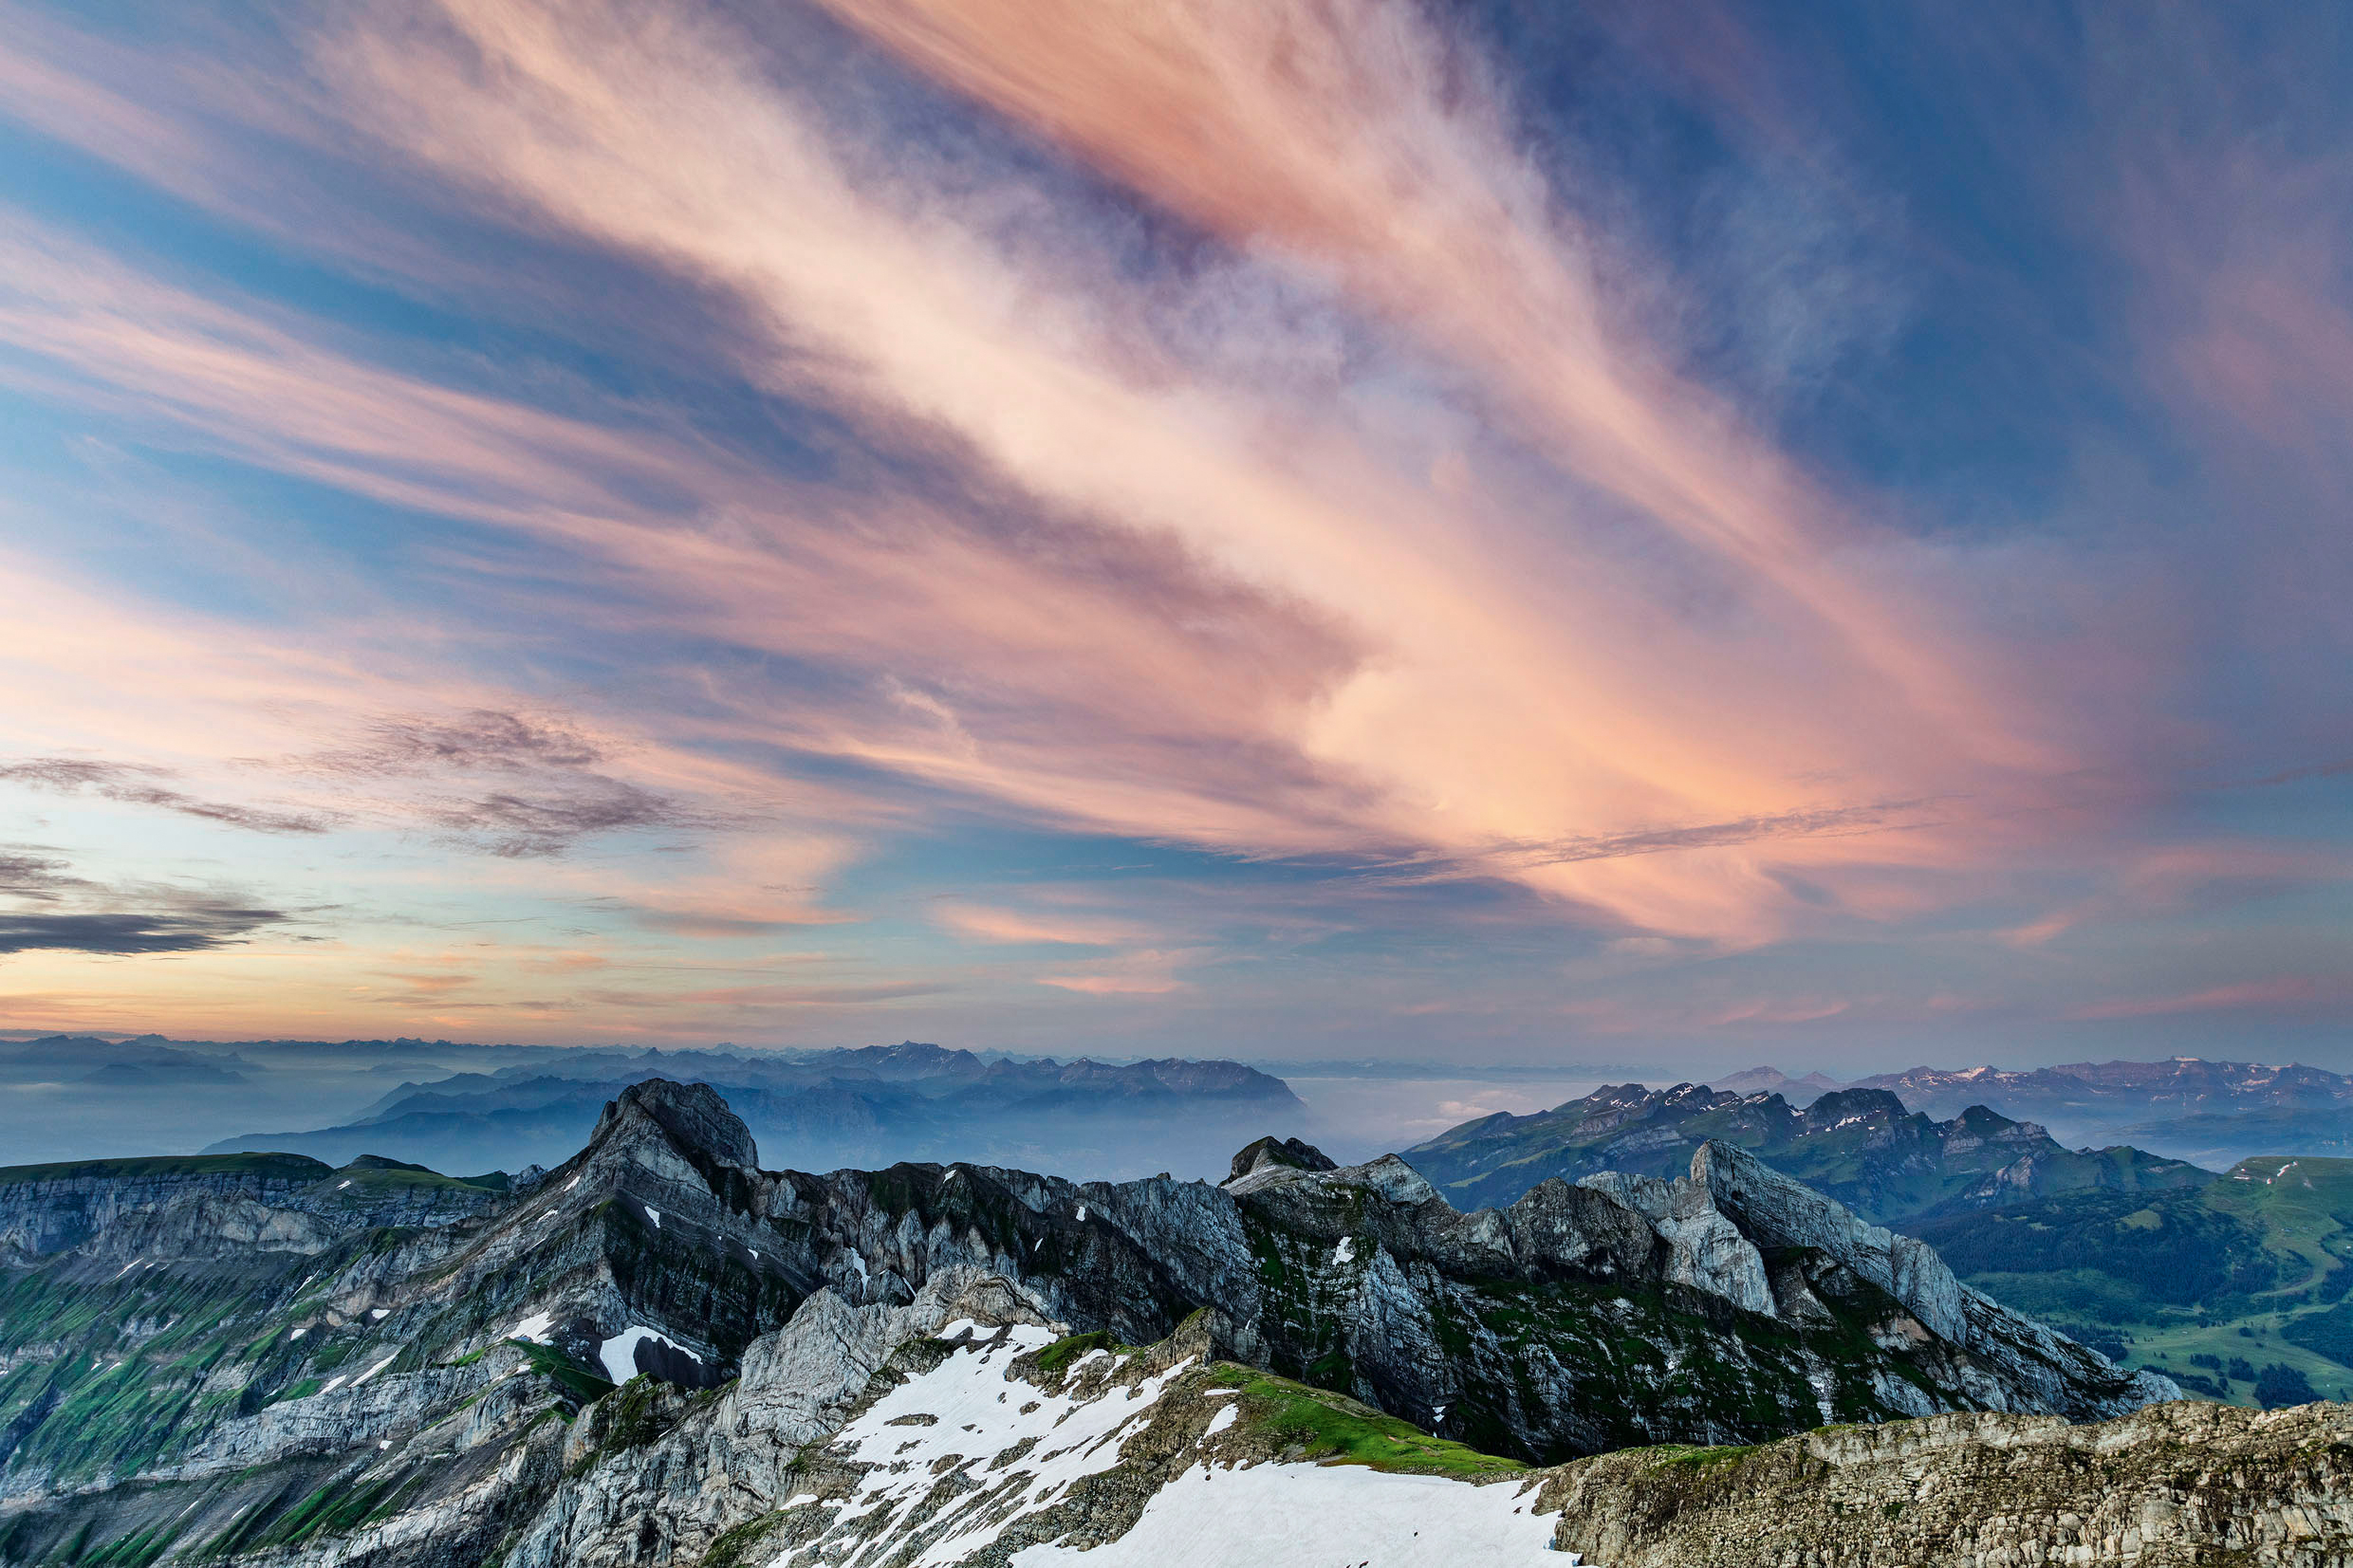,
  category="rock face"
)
[1542,1399,2353,1567]
[0,1151,510,1262]
[0,1153,334,1255]
[1405,1081,2211,1223]
[0,1079,2181,1567]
